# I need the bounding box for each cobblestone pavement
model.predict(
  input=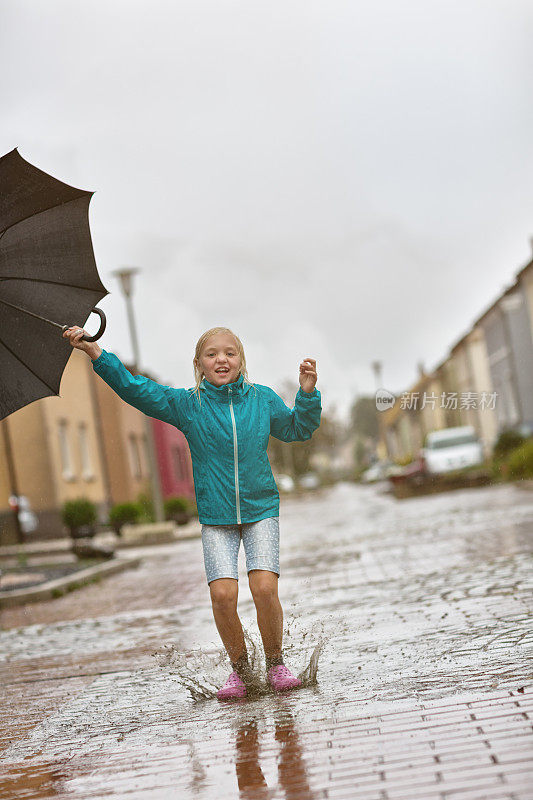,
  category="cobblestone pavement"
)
[1,481,532,799]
